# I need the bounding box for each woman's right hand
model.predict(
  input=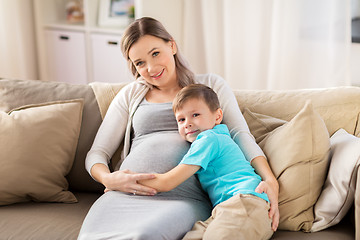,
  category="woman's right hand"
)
[103,169,157,195]
[91,164,157,195]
